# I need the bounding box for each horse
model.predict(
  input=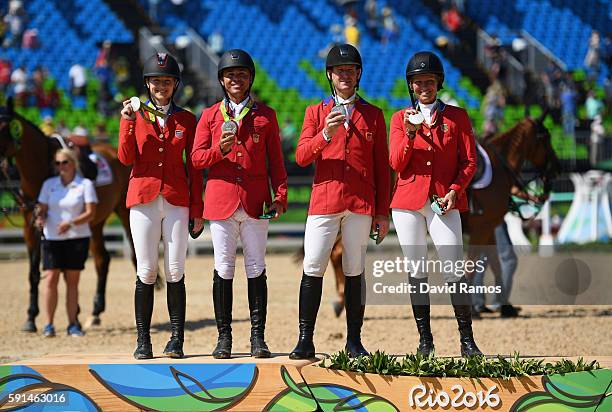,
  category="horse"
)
[0,99,135,332]
[326,114,560,316]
